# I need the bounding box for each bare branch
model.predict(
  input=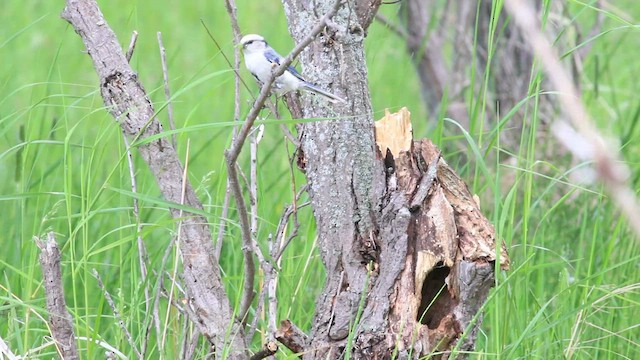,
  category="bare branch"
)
[92,269,142,359]
[224,0,343,324]
[215,181,231,259]
[121,134,151,357]
[226,0,343,163]
[275,320,309,355]
[224,0,243,122]
[157,32,177,149]
[121,29,151,357]
[36,232,79,360]
[238,125,264,321]
[505,0,640,238]
[61,0,246,355]
[125,31,138,62]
